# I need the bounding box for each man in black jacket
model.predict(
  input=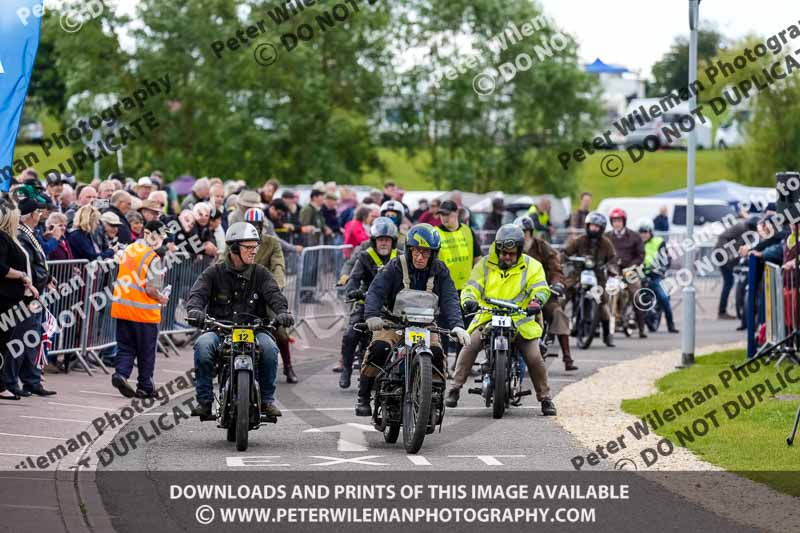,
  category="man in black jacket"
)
[339,217,398,389]
[356,224,471,416]
[5,197,56,397]
[186,222,294,418]
[715,215,758,320]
